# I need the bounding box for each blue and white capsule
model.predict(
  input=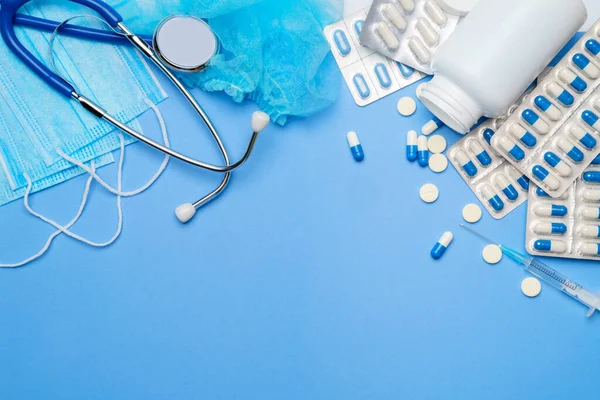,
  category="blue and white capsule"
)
[374,63,392,89]
[347,131,364,162]
[572,53,600,79]
[431,232,453,260]
[482,184,504,212]
[469,140,492,166]
[352,73,371,99]
[417,135,429,167]
[583,189,600,202]
[569,125,597,149]
[508,168,529,191]
[509,124,537,147]
[582,110,600,130]
[535,187,551,198]
[546,82,575,107]
[534,95,562,121]
[522,109,550,134]
[559,68,587,92]
[454,149,477,177]
[421,116,444,136]
[583,171,600,183]
[534,204,568,217]
[580,225,600,238]
[397,63,415,78]
[498,137,525,161]
[592,154,600,165]
[580,243,600,256]
[557,138,584,163]
[495,174,518,201]
[482,128,495,145]
[534,222,568,235]
[333,29,352,56]
[406,130,418,162]
[585,39,600,58]
[582,207,600,220]
[544,151,572,177]
[534,239,567,253]
[532,165,560,190]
